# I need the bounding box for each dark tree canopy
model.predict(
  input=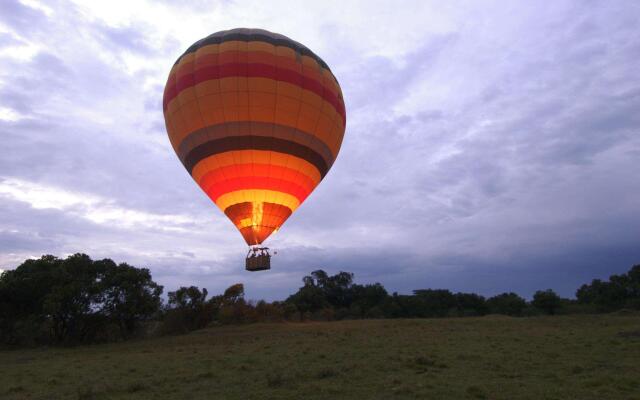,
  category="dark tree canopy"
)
[0,254,163,345]
[164,286,212,333]
[487,292,527,316]
[222,283,245,304]
[576,265,640,311]
[102,261,163,337]
[532,289,562,315]
[169,286,208,310]
[2,253,638,347]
